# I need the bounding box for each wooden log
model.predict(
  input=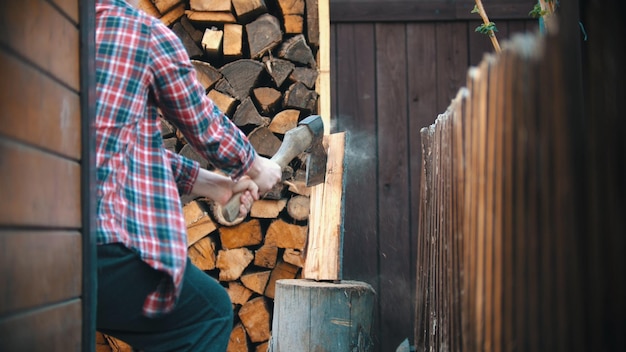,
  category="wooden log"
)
[201,27,223,58]
[183,200,217,246]
[278,0,305,15]
[231,0,267,23]
[254,244,278,269]
[247,126,282,157]
[263,57,295,88]
[240,270,271,295]
[270,280,375,351]
[219,59,265,101]
[216,248,254,281]
[159,3,185,26]
[151,0,179,14]
[304,132,346,281]
[264,261,299,299]
[179,143,209,169]
[250,198,287,218]
[191,60,222,91]
[103,334,133,352]
[246,14,283,58]
[219,219,263,249]
[185,10,237,24]
[163,137,178,153]
[180,15,204,43]
[289,67,318,89]
[277,34,315,67]
[227,323,249,352]
[283,81,318,113]
[286,195,309,221]
[223,23,244,59]
[283,248,304,268]
[268,109,299,134]
[226,281,254,306]
[252,87,282,115]
[208,89,237,115]
[132,0,161,18]
[264,219,307,250]
[172,22,204,59]
[188,236,217,270]
[238,297,271,343]
[232,97,269,128]
[190,0,232,12]
[255,342,269,352]
[283,15,303,34]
